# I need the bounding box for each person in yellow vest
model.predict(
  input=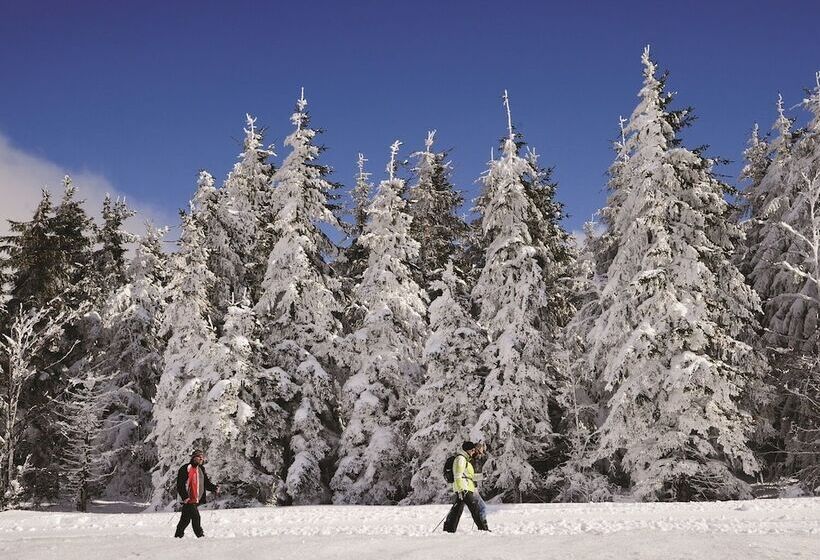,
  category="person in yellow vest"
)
[443,441,490,532]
